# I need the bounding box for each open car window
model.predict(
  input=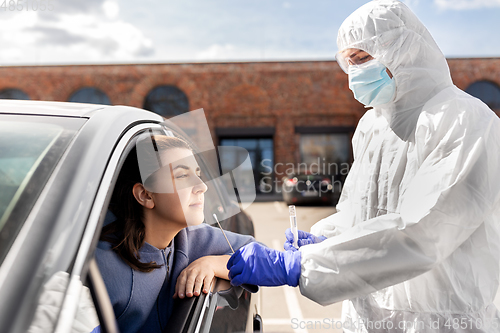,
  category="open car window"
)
[89,120,260,333]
